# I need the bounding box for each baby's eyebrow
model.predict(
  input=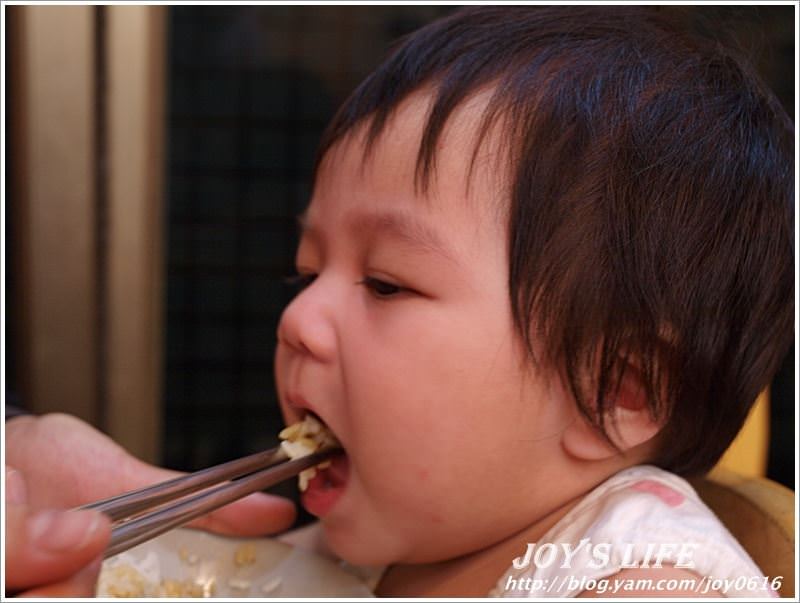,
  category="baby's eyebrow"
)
[349,210,453,257]
[298,209,456,262]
